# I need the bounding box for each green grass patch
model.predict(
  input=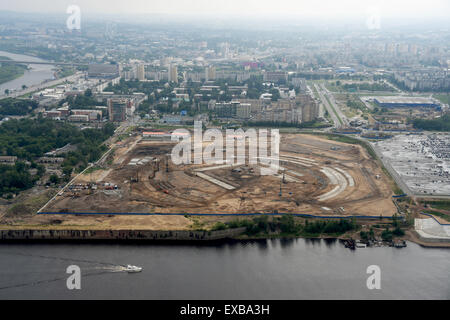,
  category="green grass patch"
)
[83,166,102,175]
[7,191,55,217]
[434,94,450,105]
[423,210,450,222]
[422,200,450,211]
